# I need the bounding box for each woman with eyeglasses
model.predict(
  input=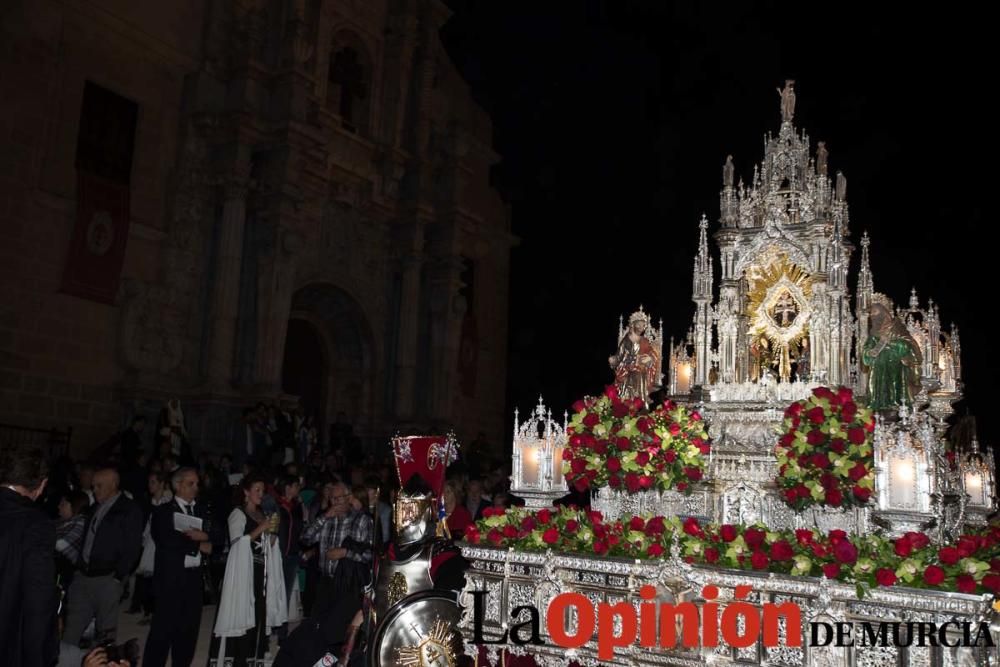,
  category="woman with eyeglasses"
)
[208,474,287,667]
